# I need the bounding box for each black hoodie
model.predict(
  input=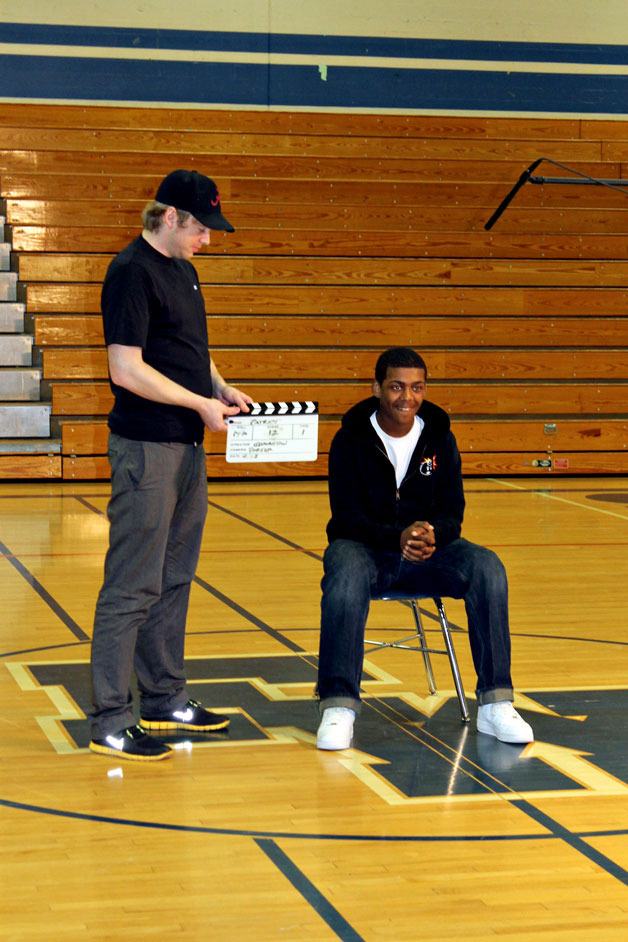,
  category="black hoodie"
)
[326,396,465,552]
